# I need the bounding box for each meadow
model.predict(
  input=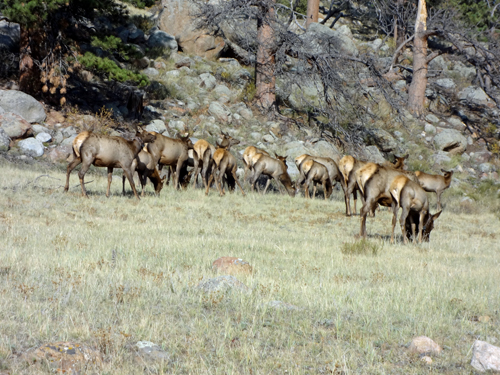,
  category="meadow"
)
[0,157,499,374]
